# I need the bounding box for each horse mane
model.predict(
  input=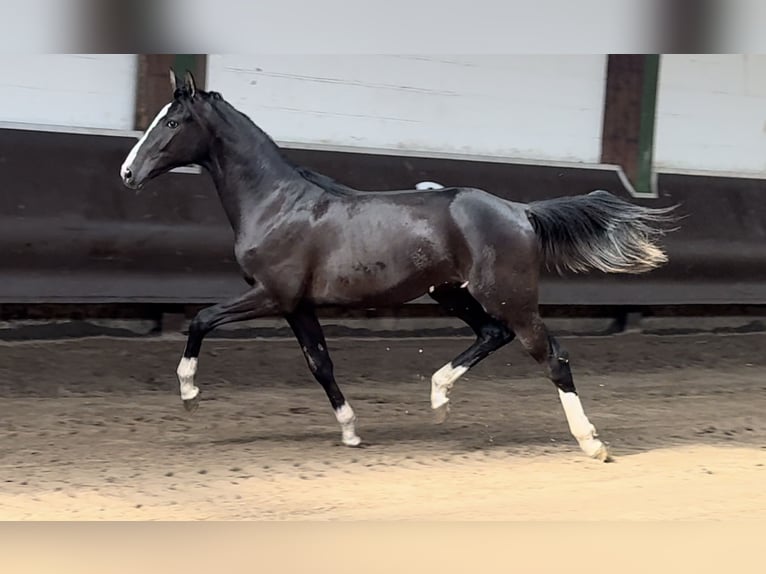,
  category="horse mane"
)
[197,88,363,196]
[293,166,361,196]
